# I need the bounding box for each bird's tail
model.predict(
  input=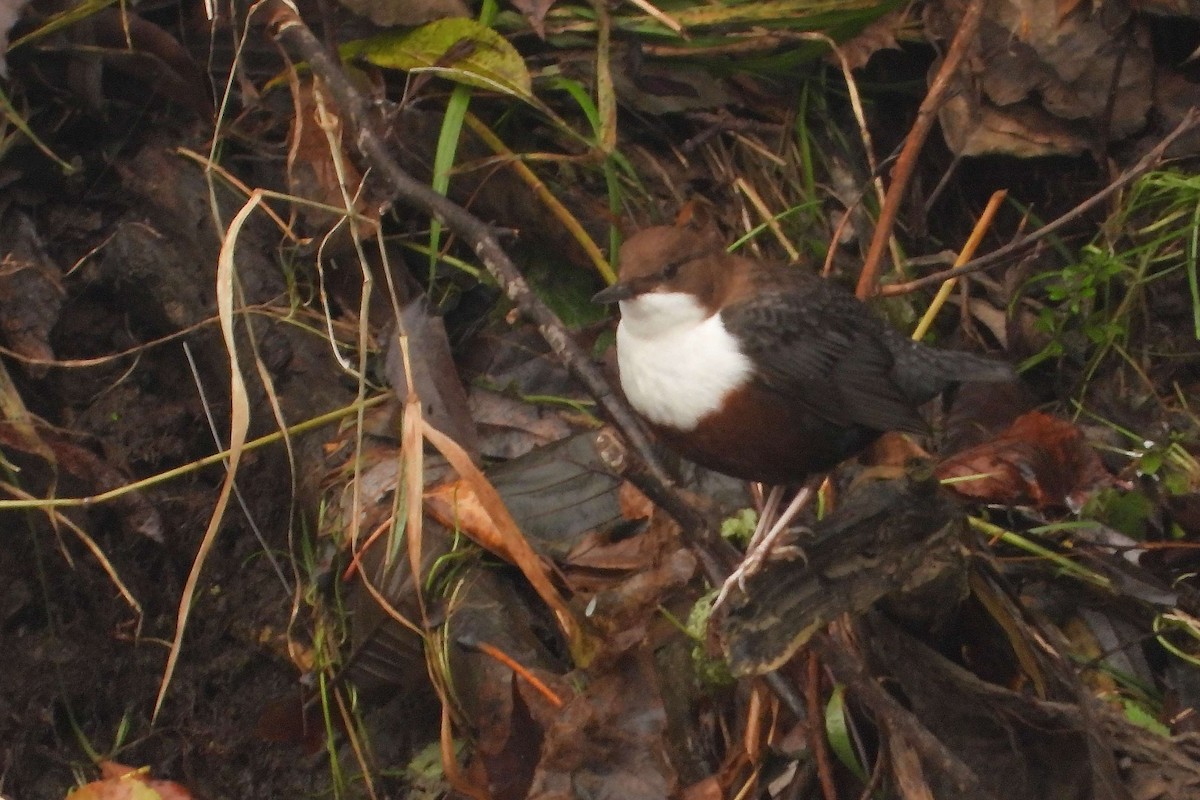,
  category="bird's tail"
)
[890,339,1015,406]
[926,349,1015,384]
